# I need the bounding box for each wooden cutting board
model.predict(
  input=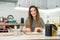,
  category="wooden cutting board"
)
[0,32,14,36]
[25,32,43,35]
[0,32,43,36]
